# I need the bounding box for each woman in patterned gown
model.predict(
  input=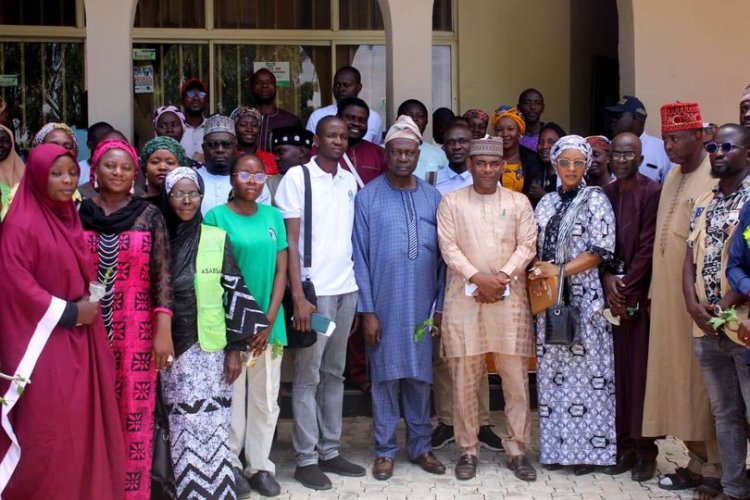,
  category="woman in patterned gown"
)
[529,135,617,475]
[160,167,269,499]
[79,138,174,500]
